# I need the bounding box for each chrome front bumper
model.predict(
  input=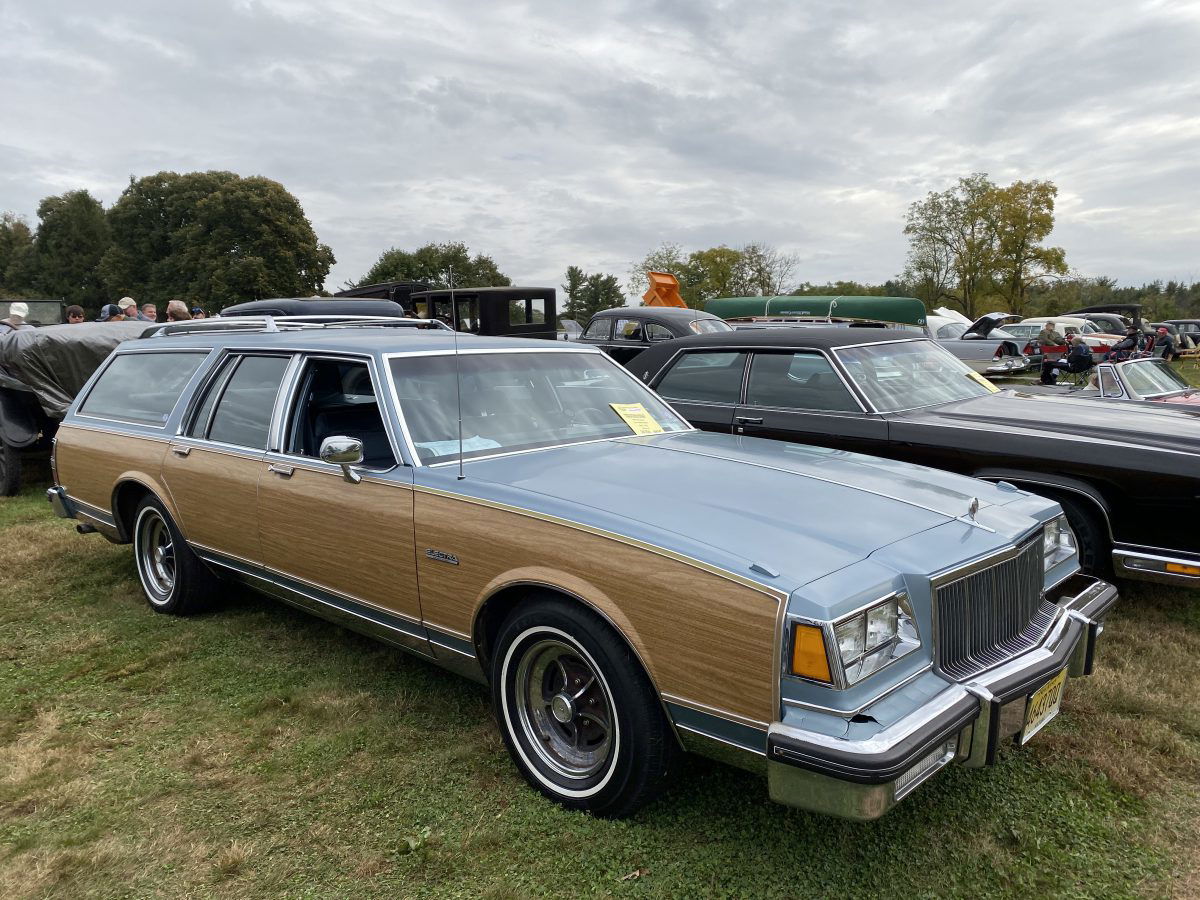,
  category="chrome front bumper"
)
[766,574,1117,820]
